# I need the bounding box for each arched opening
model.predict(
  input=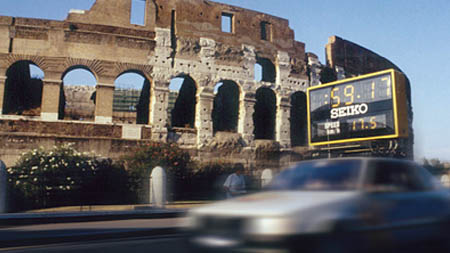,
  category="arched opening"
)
[113,71,151,124]
[253,87,276,140]
[256,57,276,83]
[60,67,97,121]
[254,63,263,82]
[212,80,240,133]
[3,61,44,116]
[169,75,197,128]
[290,91,308,146]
